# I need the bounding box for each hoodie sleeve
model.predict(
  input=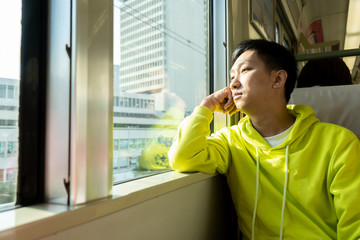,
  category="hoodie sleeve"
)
[329,134,360,239]
[168,106,230,174]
